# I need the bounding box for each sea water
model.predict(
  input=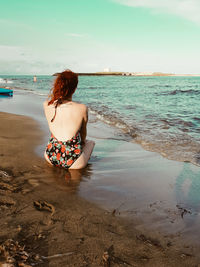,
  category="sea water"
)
[0,75,200,166]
